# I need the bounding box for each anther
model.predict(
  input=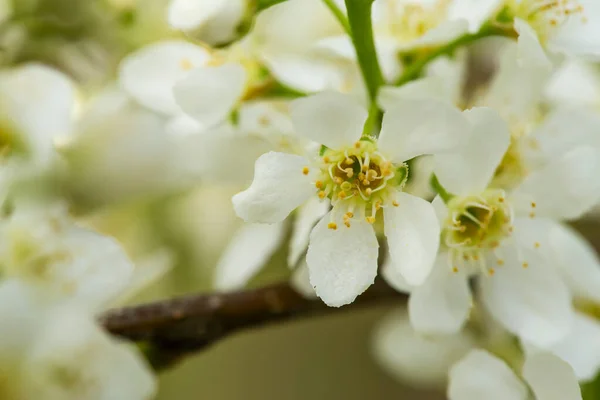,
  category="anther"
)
[488,268,495,276]
[366,216,376,224]
[302,167,310,175]
[315,181,323,189]
[318,191,326,199]
[497,259,504,266]
[531,202,537,208]
[344,158,354,165]
[344,221,351,228]
[338,191,347,199]
[529,212,536,218]
[323,156,330,163]
[328,222,338,230]
[365,188,372,196]
[452,266,459,273]
[344,168,353,178]
[392,200,399,207]
[354,142,361,149]
[522,262,529,268]
[534,242,540,248]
